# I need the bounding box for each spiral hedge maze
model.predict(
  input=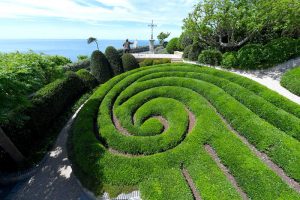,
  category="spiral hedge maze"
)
[70,63,300,200]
